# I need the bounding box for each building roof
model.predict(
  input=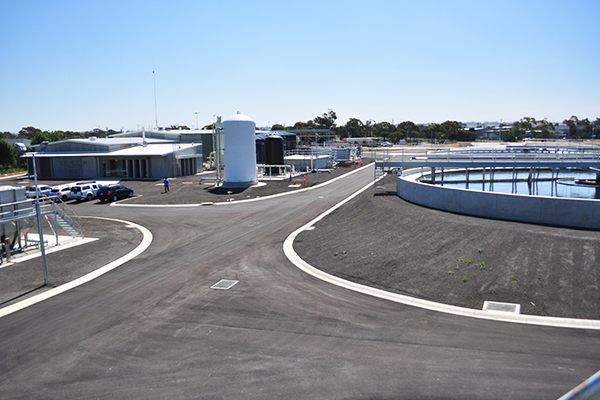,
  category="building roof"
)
[23,142,201,158]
